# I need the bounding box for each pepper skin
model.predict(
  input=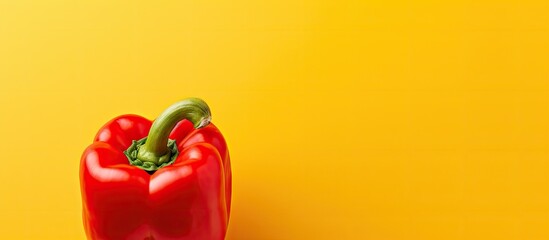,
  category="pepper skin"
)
[80,99,231,240]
